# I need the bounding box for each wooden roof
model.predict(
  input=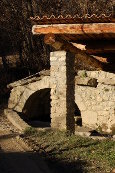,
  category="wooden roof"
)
[31,13,115,71]
[31,13,115,42]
